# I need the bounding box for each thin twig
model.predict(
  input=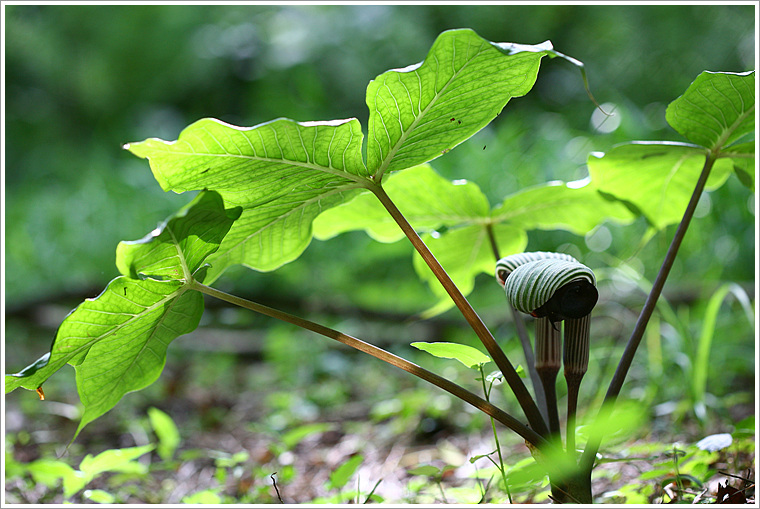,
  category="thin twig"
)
[270,472,283,503]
